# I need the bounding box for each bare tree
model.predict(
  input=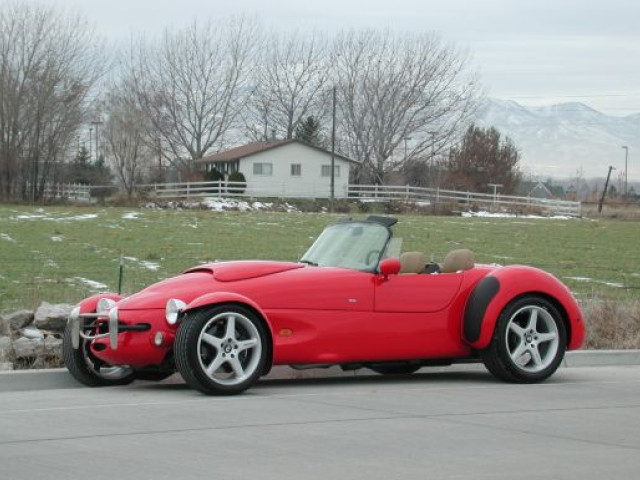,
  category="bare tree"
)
[244,31,330,141]
[103,89,152,199]
[332,29,480,184]
[0,3,104,200]
[124,18,258,177]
